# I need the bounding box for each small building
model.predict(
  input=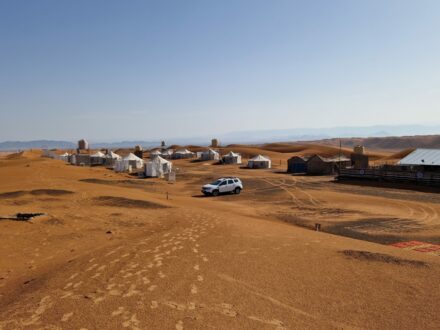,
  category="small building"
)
[200,149,220,161]
[287,156,309,173]
[173,149,195,159]
[306,155,350,175]
[73,154,91,166]
[398,149,440,170]
[90,151,106,165]
[248,155,271,169]
[351,145,369,169]
[211,139,219,148]
[134,145,144,159]
[222,151,242,164]
[78,139,89,150]
[145,156,172,178]
[114,153,144,173]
